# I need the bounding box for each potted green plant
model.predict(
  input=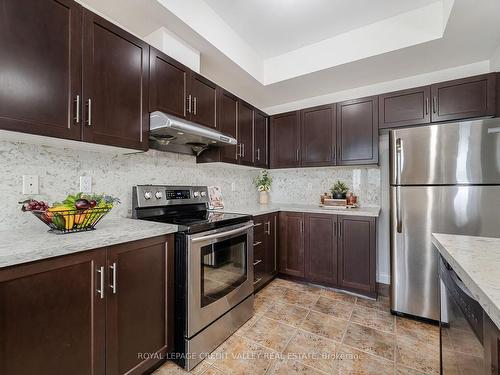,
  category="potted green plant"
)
[331,180,349,199]
[254,170,272,205]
